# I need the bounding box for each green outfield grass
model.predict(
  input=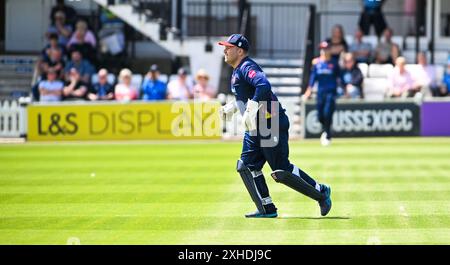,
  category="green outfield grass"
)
[0,138,449,245]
